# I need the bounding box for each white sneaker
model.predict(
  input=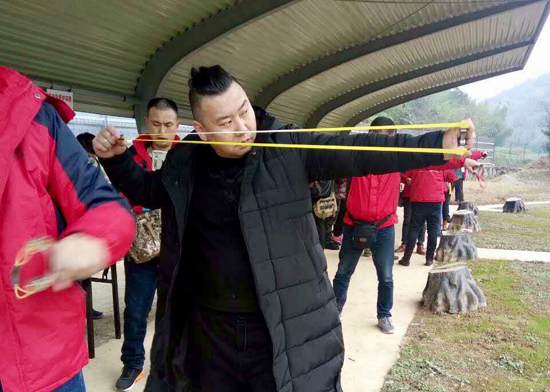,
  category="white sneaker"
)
[377,317,395,334]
